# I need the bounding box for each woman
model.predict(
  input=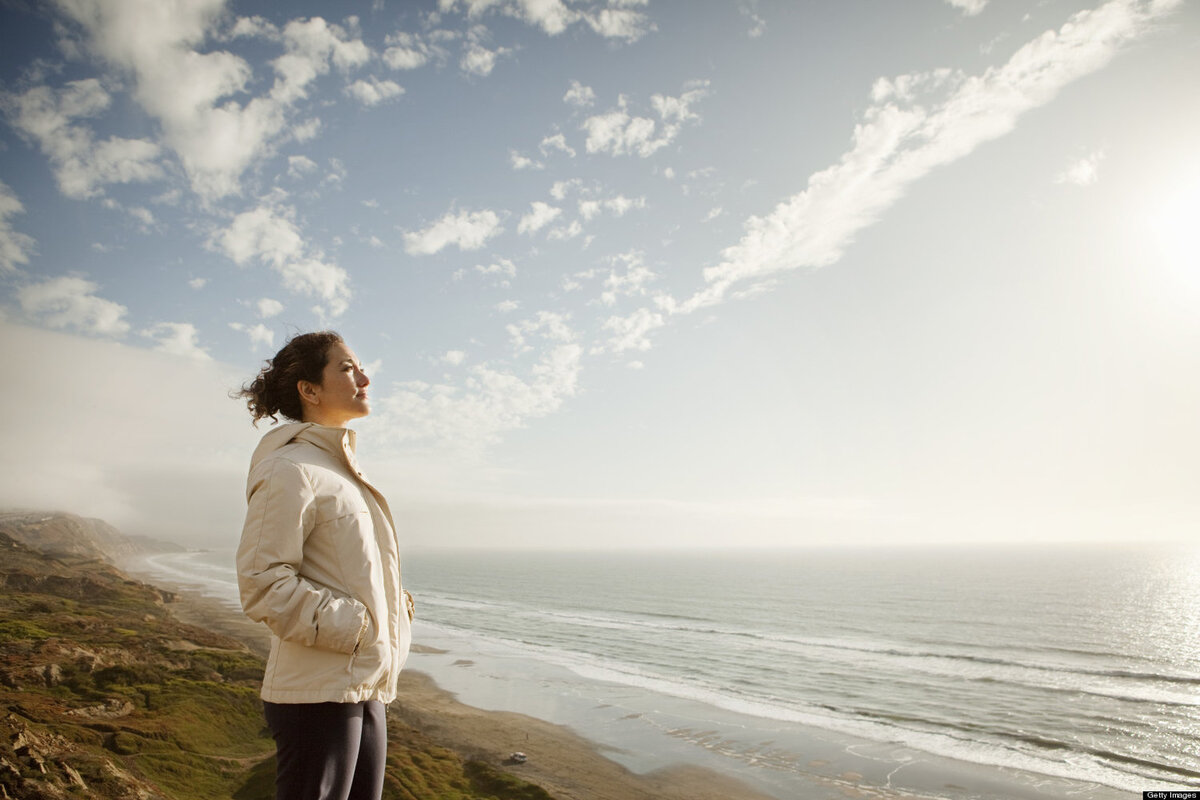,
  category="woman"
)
[235,331,412,800]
